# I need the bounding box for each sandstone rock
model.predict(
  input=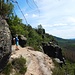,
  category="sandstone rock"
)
[0,16,11,71]
[10,46,54,75]
[42,42,65,64]
[18,35,27,47]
